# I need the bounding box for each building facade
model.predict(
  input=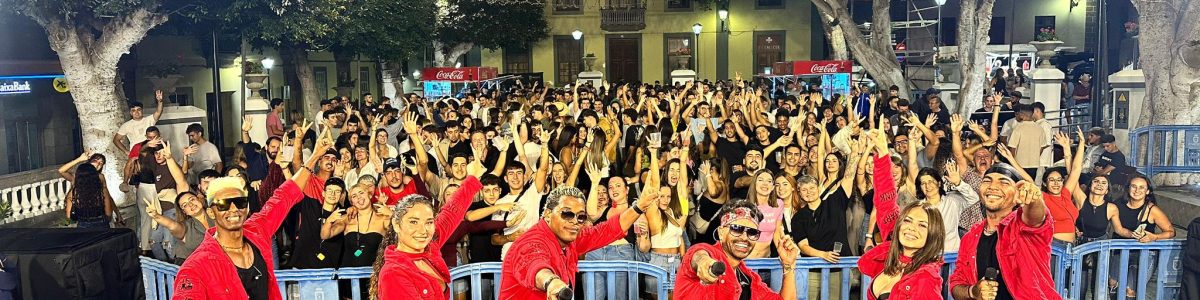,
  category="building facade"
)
[480,0,825,84]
